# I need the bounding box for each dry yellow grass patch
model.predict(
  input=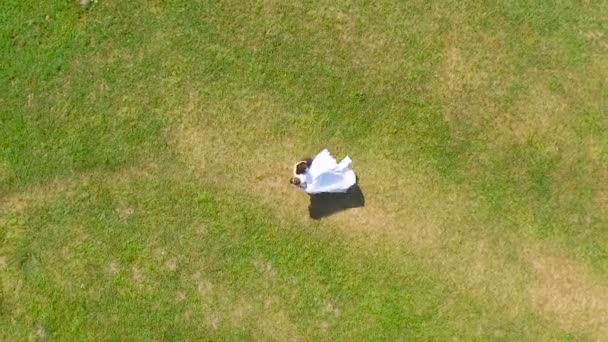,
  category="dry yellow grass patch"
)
[561,55,608,103]
[189,269,301,340]
[31,321,47,341]
[430,5,509,99]
[0,180,71,215]
[175,121,308,223]
[131,265,145,288]
[526,245,608,339]
[227,296,301,341]
[107,261,120,276]
[582,29,608,50]
[0,255,7,271]
[499,85,570,144]
[0,161,12,184]
[442,46,493,96]
[171,87,310,216]
[304,6,358,44]
[433,29,607,151]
